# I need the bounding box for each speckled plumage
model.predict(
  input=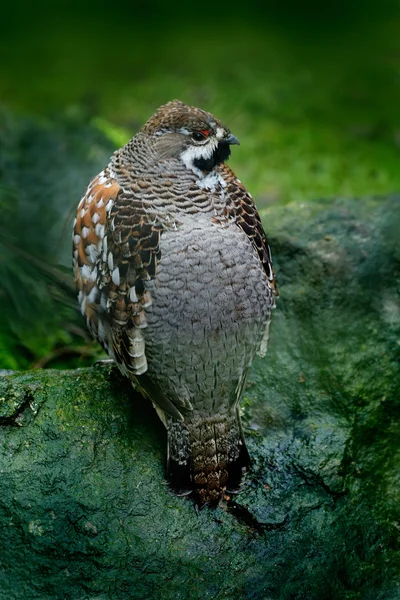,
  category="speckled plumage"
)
[73,100,277,505]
